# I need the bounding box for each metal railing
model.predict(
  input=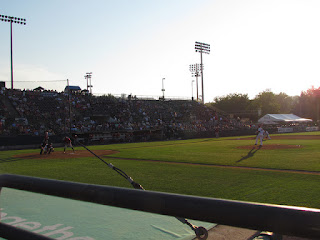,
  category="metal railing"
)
[0,174,320,239]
